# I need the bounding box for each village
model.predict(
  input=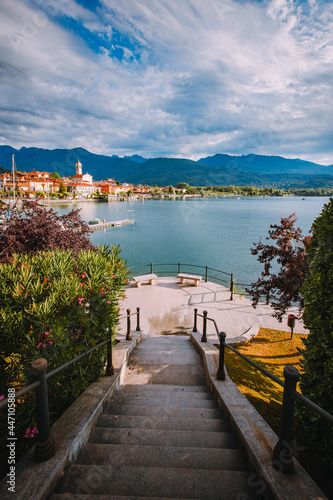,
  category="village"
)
[0,159,180,201]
